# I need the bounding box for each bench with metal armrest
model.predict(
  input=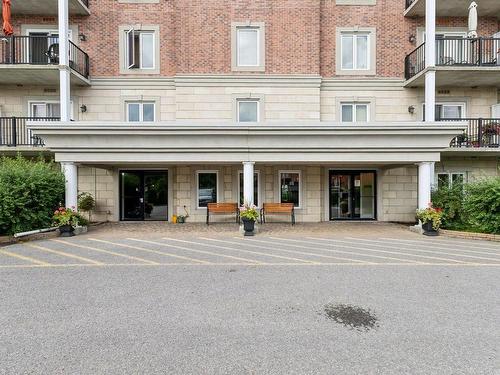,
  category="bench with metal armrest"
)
[206,202,240,225]
[260,203,295,225]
